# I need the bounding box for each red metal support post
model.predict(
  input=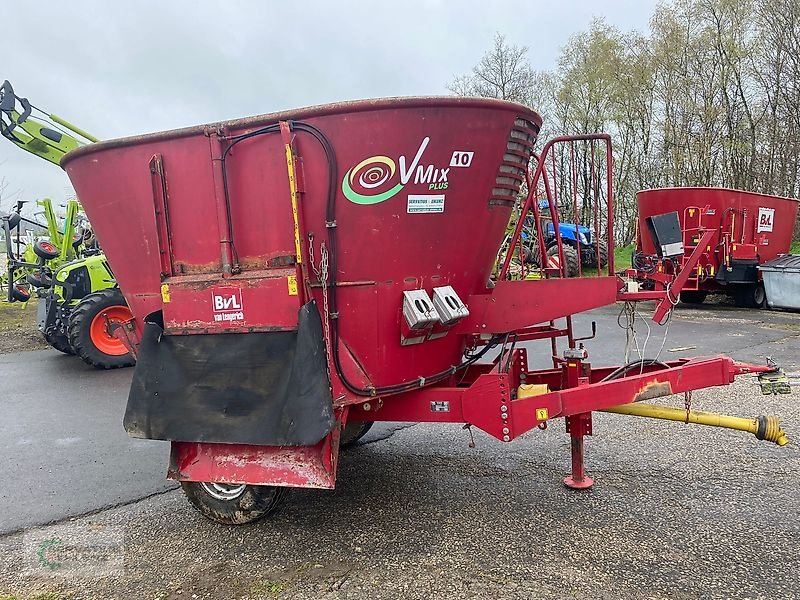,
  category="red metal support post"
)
[564,413,593,489]
[562,355,594,489]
